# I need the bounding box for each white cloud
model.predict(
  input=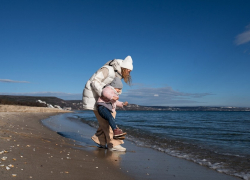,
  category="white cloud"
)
[119,85,213,106]
[235,24,250,45]
[0,85,213,105]
[0,79,30,83]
